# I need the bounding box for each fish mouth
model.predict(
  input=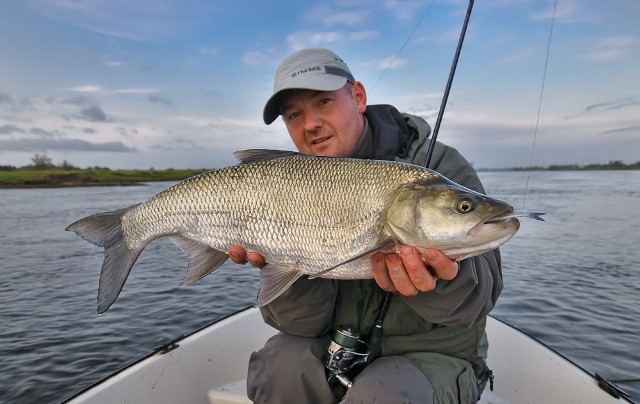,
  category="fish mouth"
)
[470,207,519,235]
[483,211,518,225]
[438,207,520,261]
